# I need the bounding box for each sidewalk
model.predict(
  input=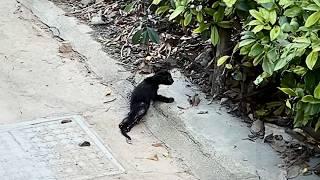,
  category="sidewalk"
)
[0,0,195,179]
